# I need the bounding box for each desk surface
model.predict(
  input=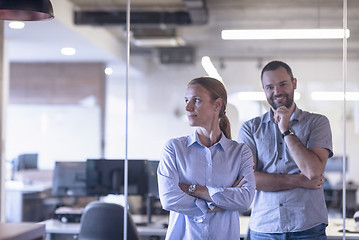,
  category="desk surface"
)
[327,218,359,239]
[43,215,169,237]
[0,222,45,240]
[5,180,51,193]
[43,216,359,239]
[43,215,250,239]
